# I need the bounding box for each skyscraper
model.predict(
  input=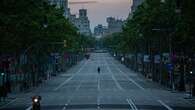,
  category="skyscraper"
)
[107,17,124,34]
[131,0,144,13]
[70,9,91,36]
[128,0,144,19]
[48,0,70,17]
